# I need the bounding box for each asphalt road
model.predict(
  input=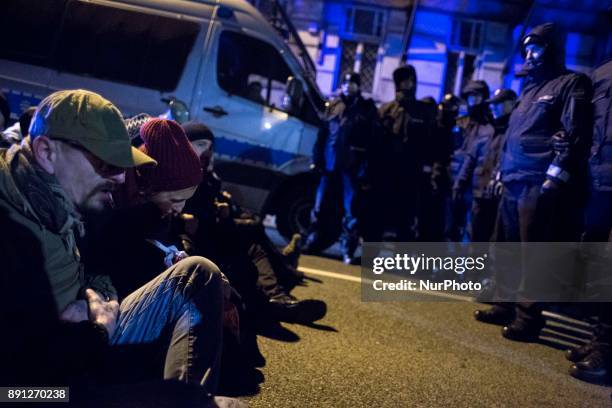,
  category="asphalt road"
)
[242,254,611,407]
